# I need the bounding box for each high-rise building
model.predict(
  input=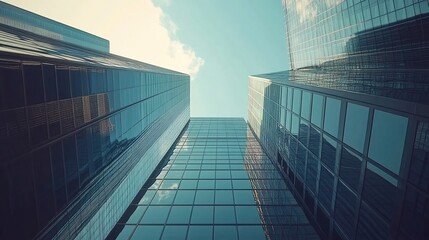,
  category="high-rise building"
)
[107,118,320,240]
[249,1,429,240]
[0,2,189,239]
